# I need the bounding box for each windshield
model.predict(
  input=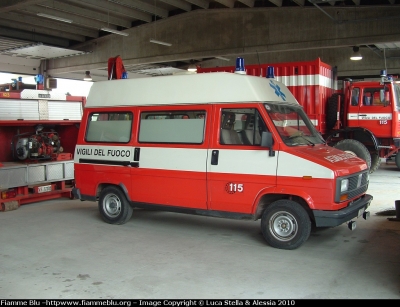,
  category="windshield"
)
[264,103,325,146]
